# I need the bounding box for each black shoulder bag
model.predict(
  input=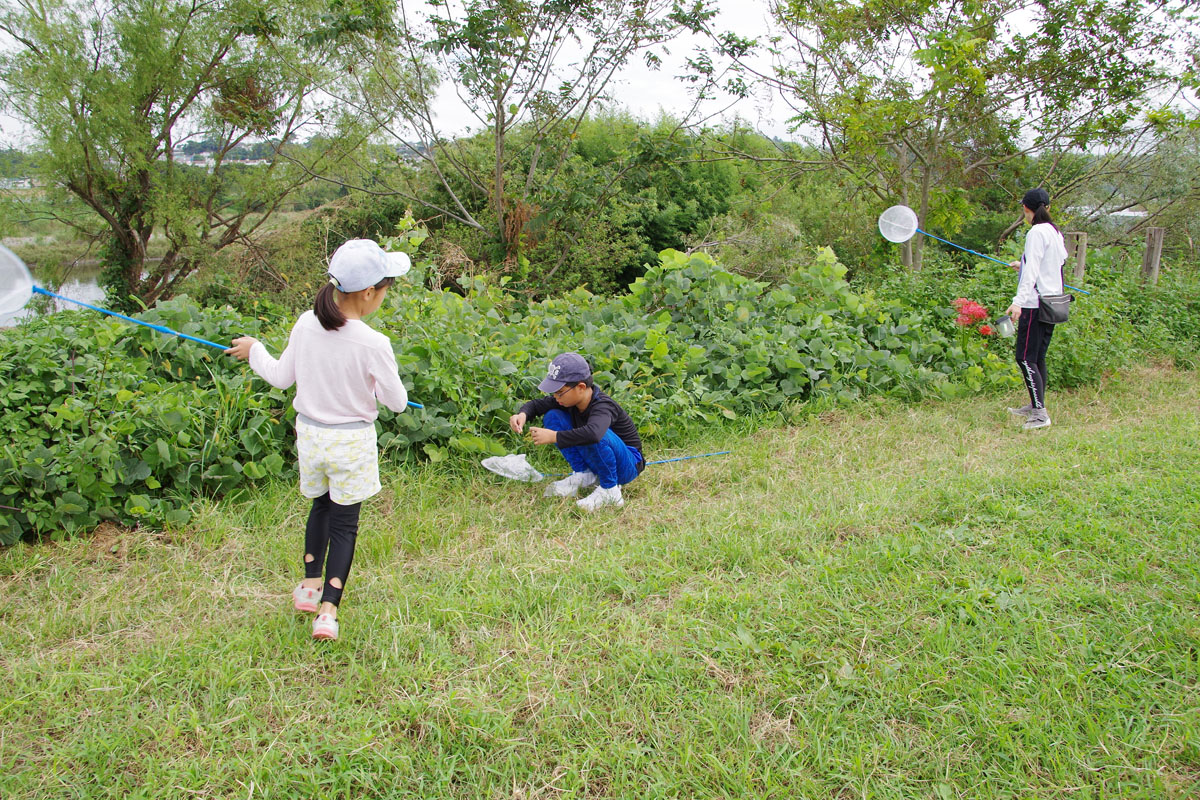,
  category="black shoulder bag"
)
[1037,259,1073,324]
[1037,293,1073,324]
